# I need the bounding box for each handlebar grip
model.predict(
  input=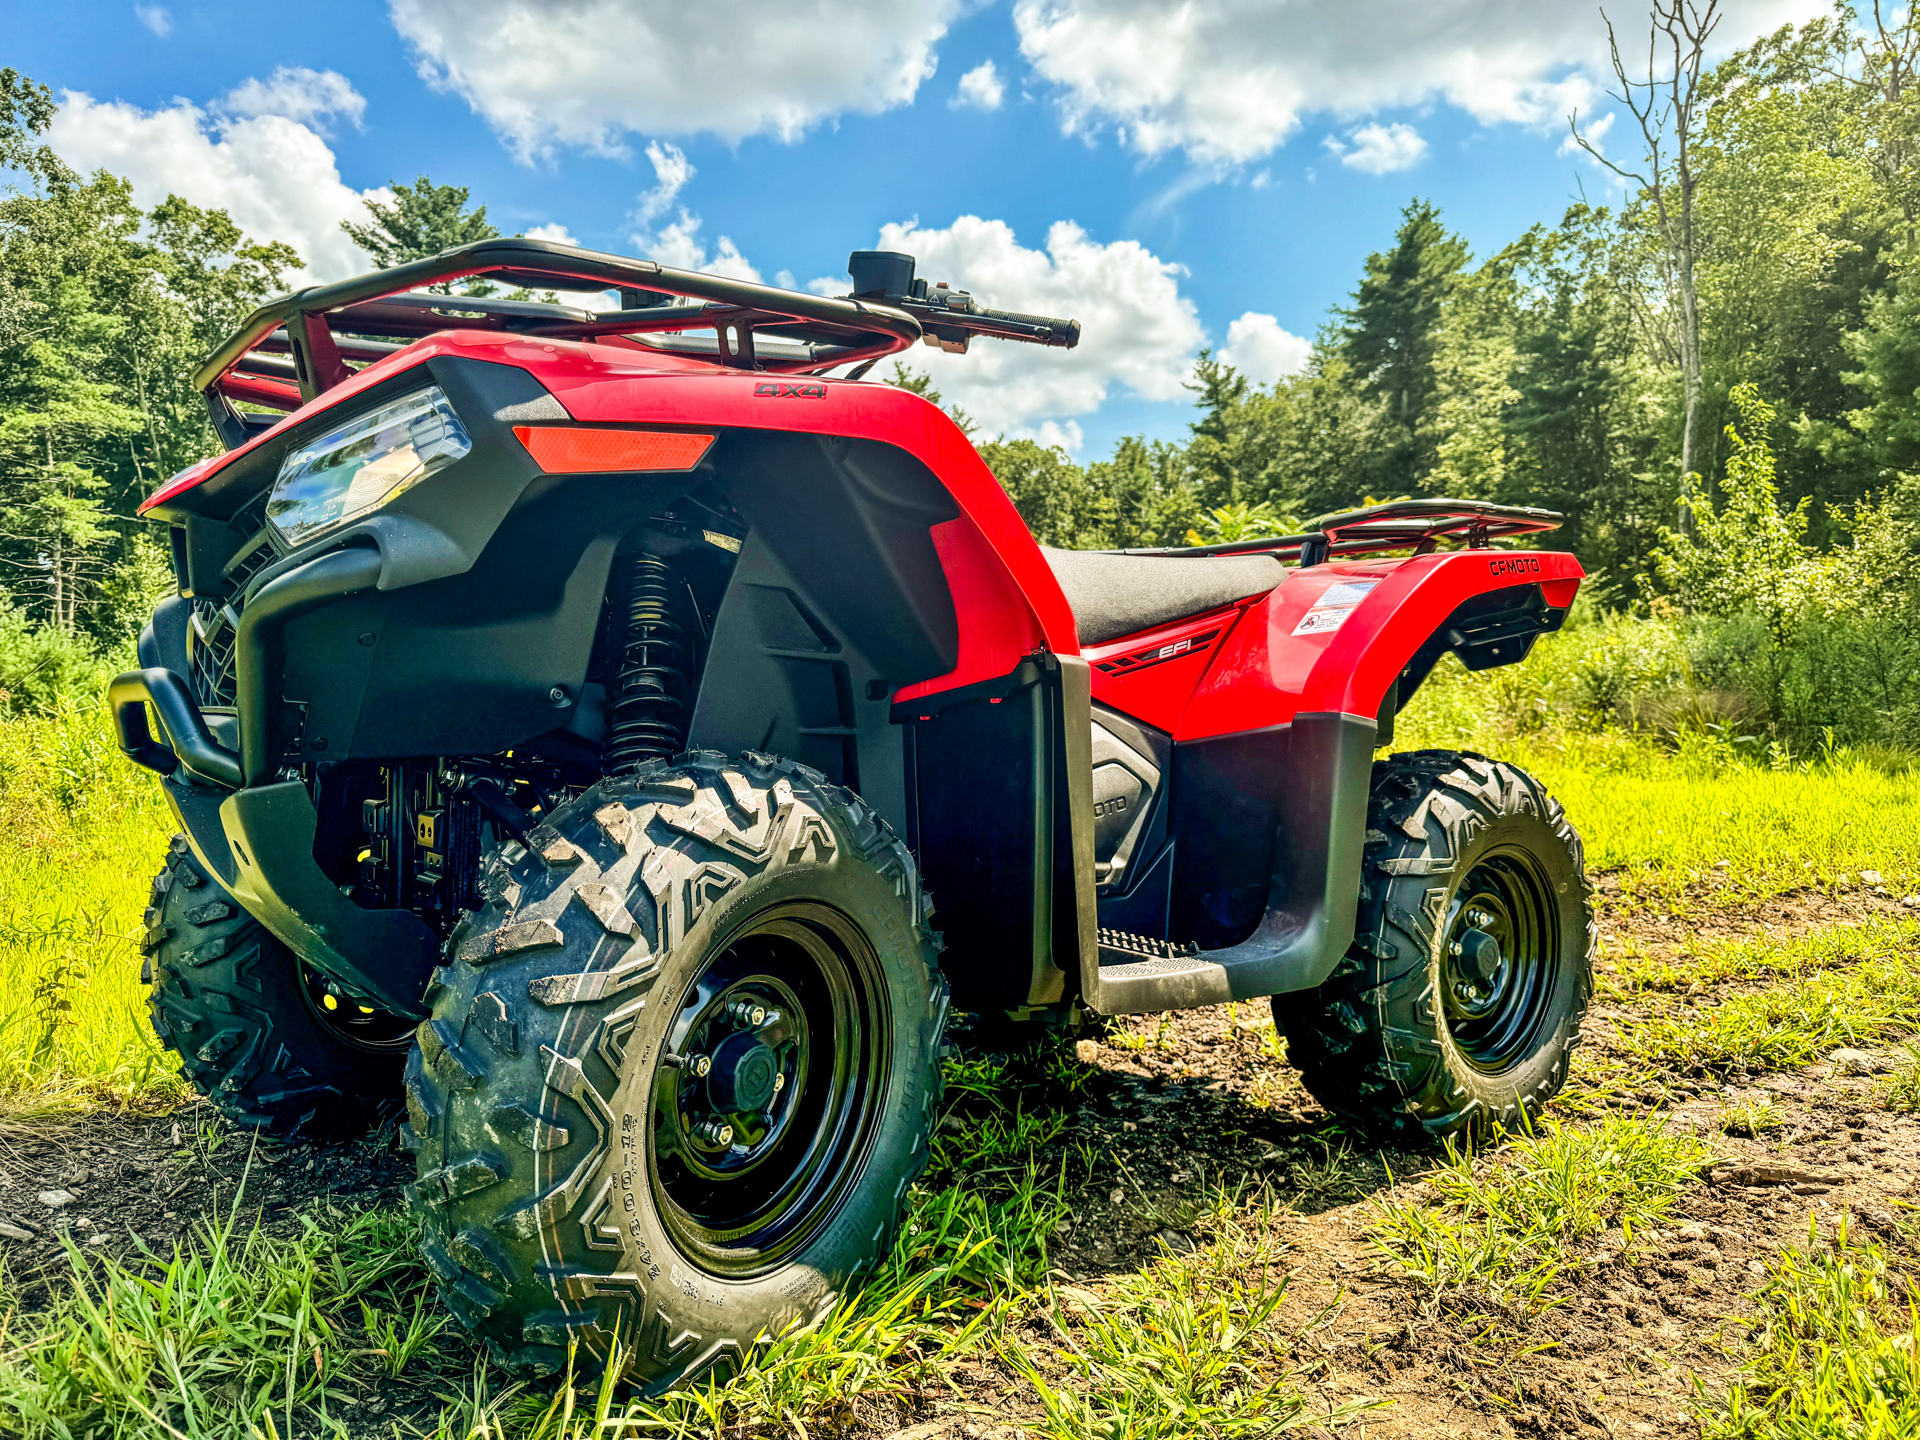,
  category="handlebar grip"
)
[971,306,1081,349]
